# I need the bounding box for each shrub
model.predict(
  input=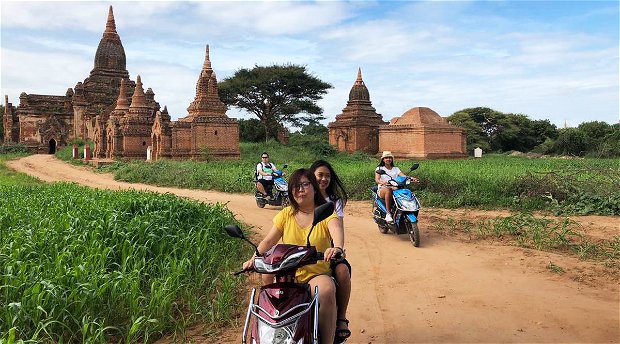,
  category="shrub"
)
[0,143,29,154]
